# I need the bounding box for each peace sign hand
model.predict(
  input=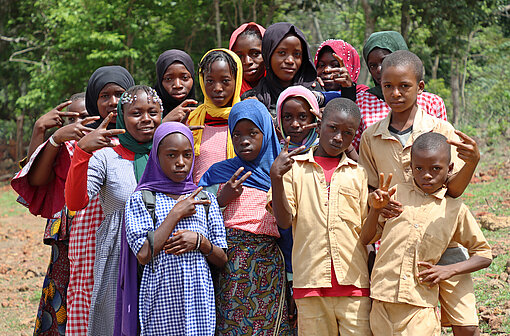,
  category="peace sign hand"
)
[369,173,397,211]
[163,99,198,124]
[77,112,126,153]
[52,116,99,145]
[34,101,78,131]
[217,167,252,207]
[270,137,305,180]
[171,187,212,220]
[447,130,480,166]
[326,53,353,88]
